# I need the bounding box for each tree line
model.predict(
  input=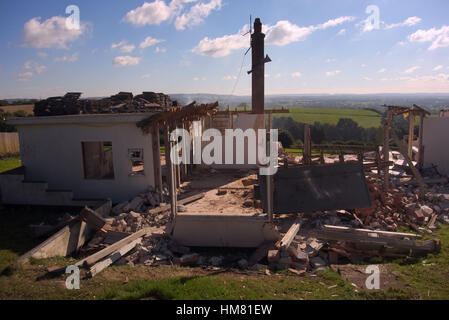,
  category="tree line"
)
[274,113,416,148]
